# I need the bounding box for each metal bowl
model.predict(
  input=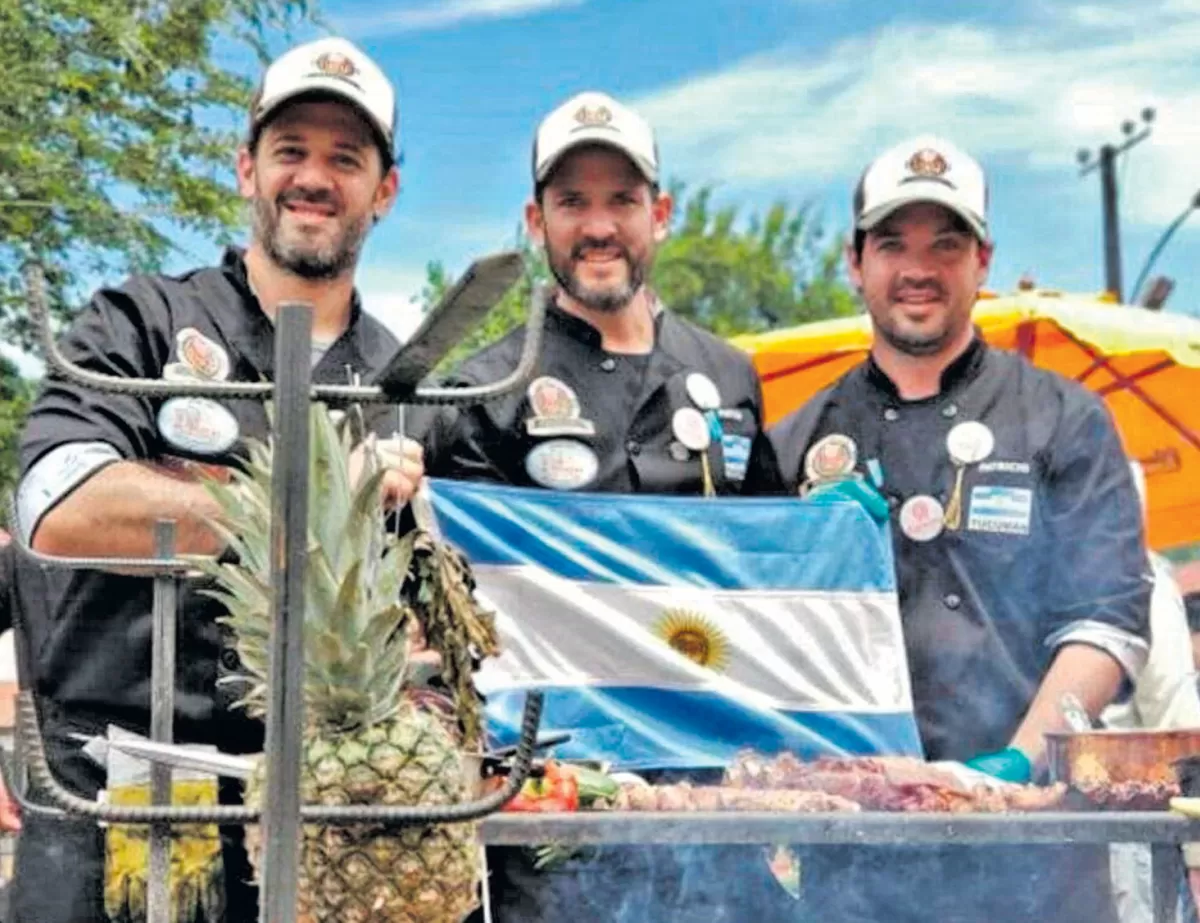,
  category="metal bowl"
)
[1045,728,1200,786]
